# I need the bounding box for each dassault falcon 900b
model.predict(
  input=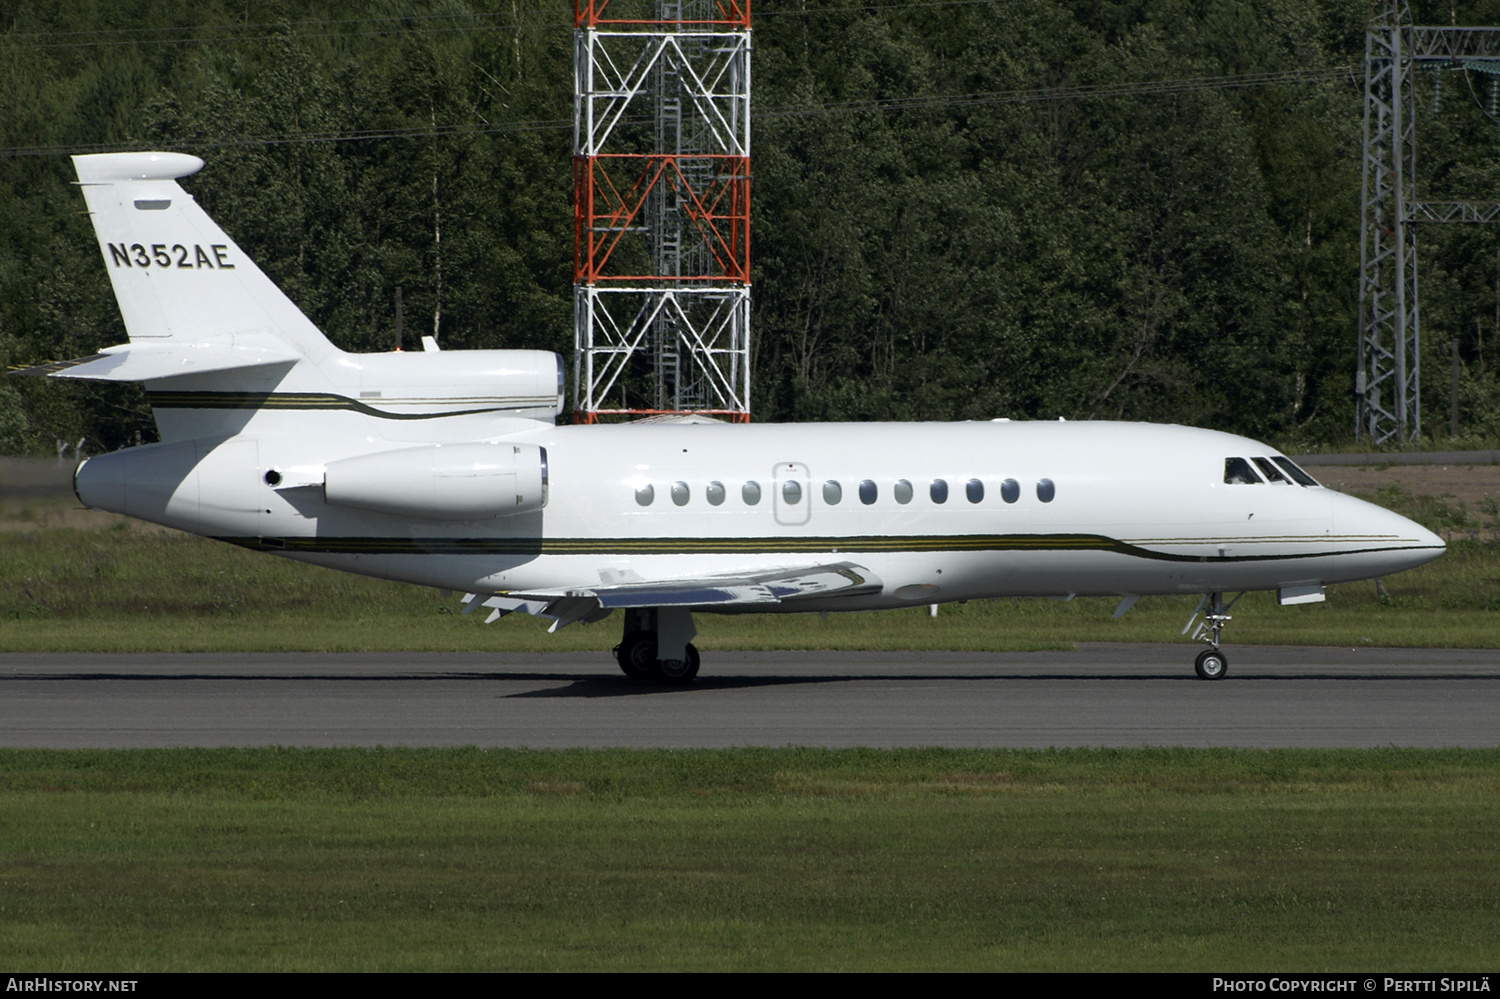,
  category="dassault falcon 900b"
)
[26,152,1444,683]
